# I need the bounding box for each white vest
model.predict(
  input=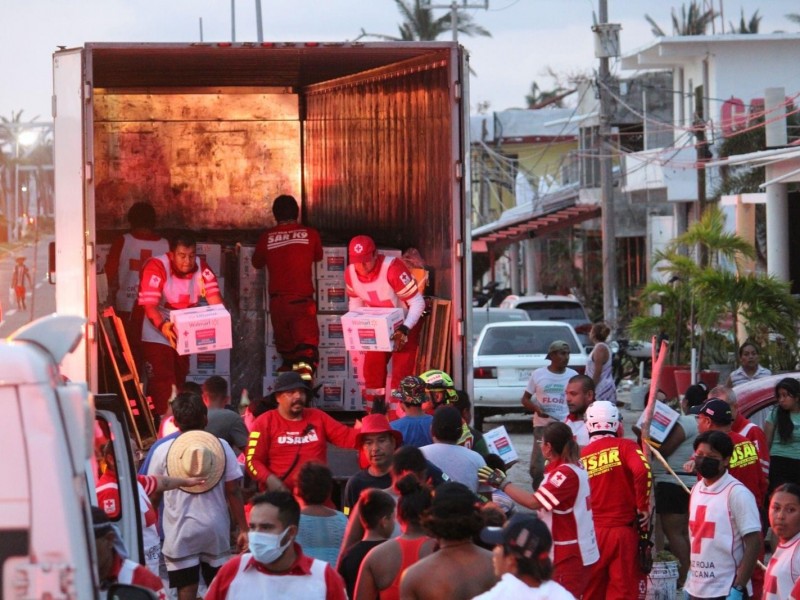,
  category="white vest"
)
[763,532,800,600]
[141,255,206,345]
[538,463,600,566]
[115,234,169,311]
[226,553,329,599]
[687,473,749,598]
[347,257,404,309]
